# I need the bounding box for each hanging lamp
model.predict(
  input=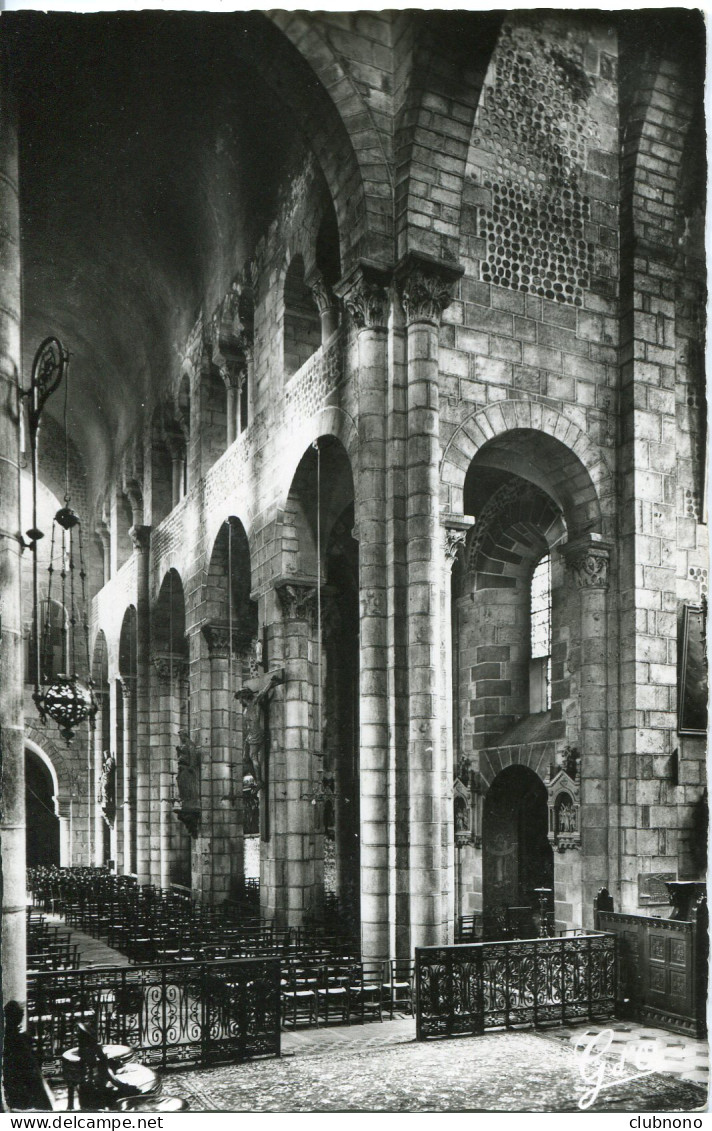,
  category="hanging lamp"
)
[23,337,98,743]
